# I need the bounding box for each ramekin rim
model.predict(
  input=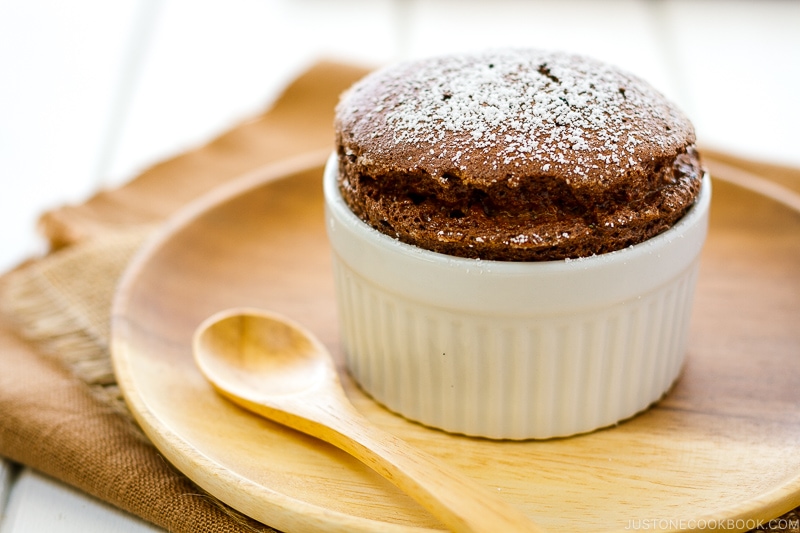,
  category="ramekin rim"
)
[323,152,711,274]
